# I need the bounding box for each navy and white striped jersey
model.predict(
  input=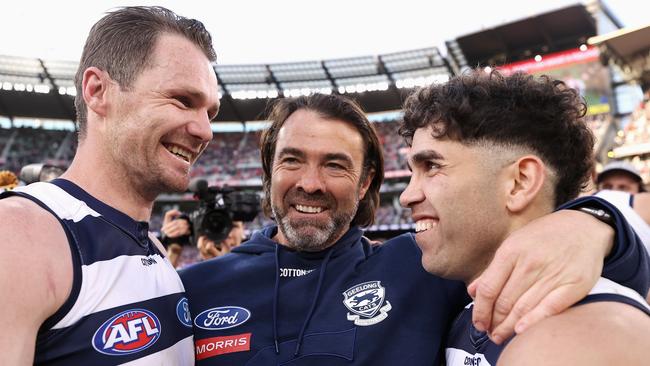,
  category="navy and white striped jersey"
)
[445,277,650,366]
[3,179,194,365]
